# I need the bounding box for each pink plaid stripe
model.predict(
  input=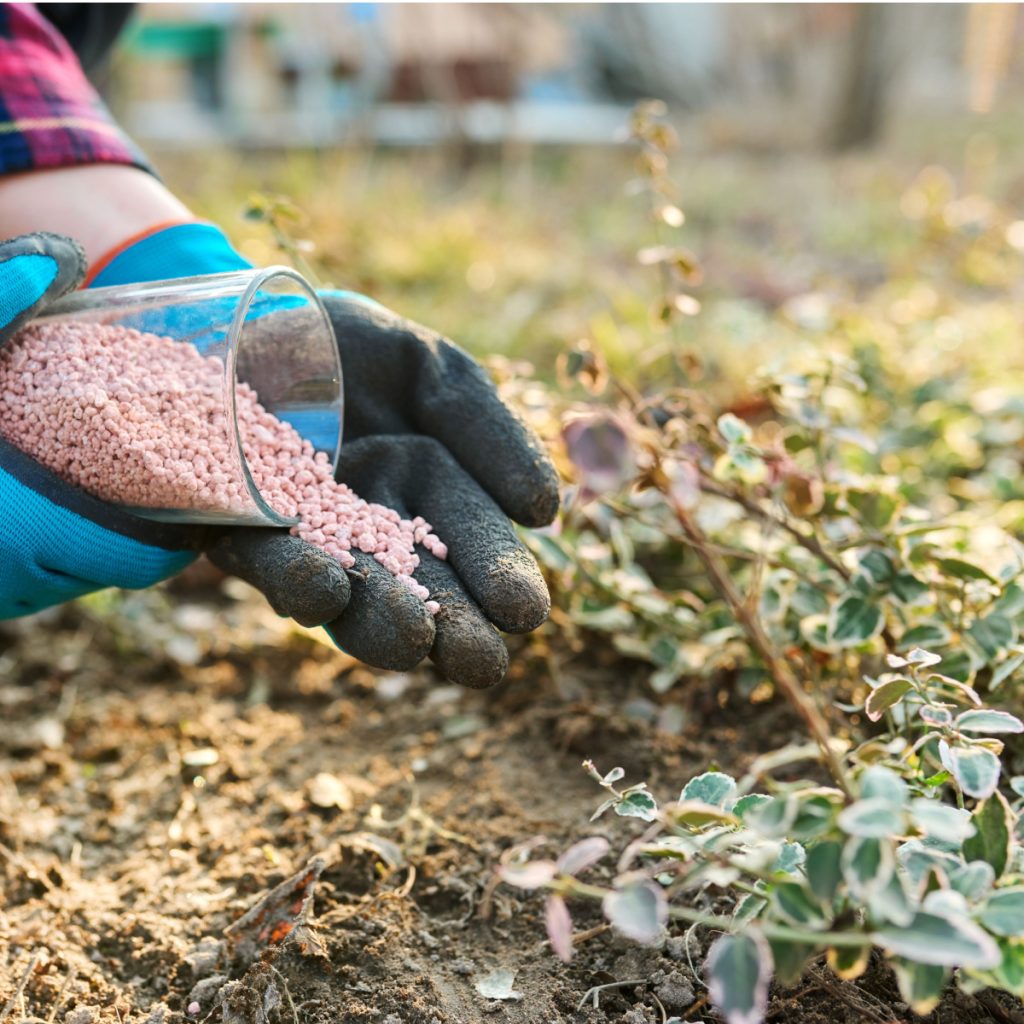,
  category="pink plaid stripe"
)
[0,4,149,174]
